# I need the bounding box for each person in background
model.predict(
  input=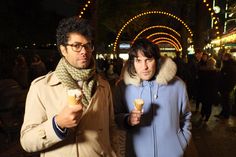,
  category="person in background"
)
[12,54,29,89]
[113,56,124,77]
[29,54,47,82]
[187,50,203,112]
[215,52,236,119]
[198,52,209,70]
[194,52,209,112]
[173,50,188,82]
[20,16,117,157]
[113,38,192,157]
[195,52,209,112]
[198,57,220,122]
